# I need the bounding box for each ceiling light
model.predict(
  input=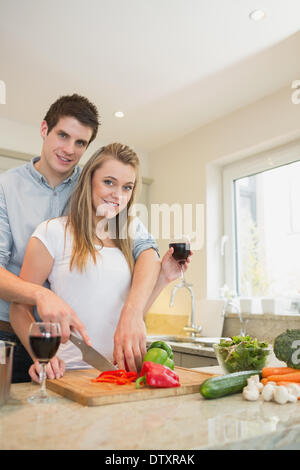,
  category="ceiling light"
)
[249,9,266,21]
[114,111,124,118]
